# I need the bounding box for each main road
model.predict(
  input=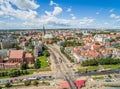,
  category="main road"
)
[47,44,77,89]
